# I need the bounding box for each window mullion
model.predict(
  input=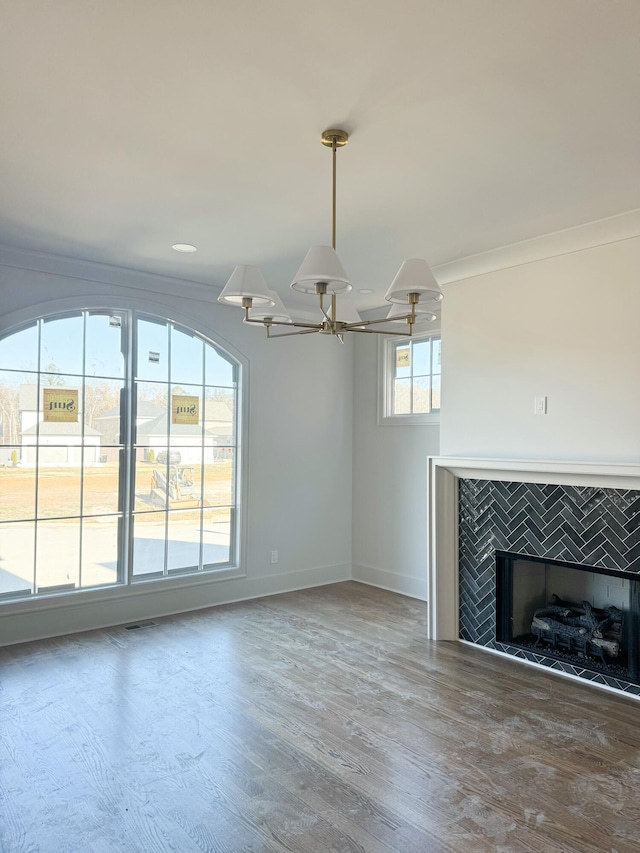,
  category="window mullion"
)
[163,323,171,578]
[78,311,87,591]
[123,310,136,586]
[410,339,415,415]
[32,320,42,595]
